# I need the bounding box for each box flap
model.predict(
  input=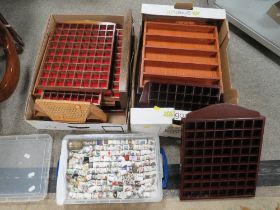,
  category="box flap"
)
[141,4,226,20]
[267,1,280,24]
[174,2,193,10]
[219,36,238,104]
